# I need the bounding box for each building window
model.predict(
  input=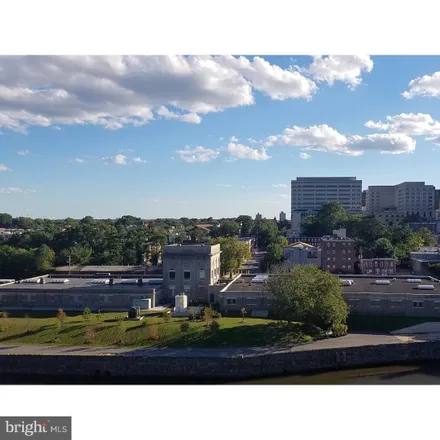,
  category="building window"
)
[227,298,237,305]
[199,269,205,280]
[412,301,423,308]
[169,270,176,280]
[369,300,381,308]
[184,271,191,280]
